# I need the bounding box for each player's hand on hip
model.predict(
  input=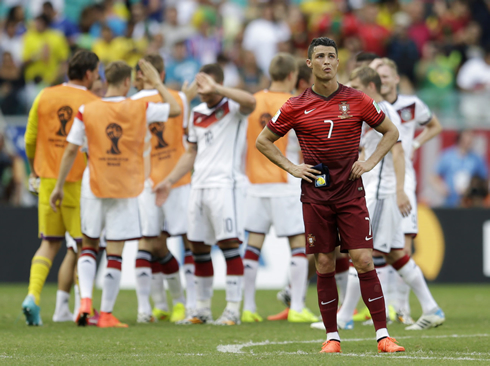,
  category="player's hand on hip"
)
[196,73,217,95]
[397,190,412,217]
[154,180,172,207]
[349,160,373,181]
[289,164,321,183]
[49,187,63,213]
[138,59,162,88]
